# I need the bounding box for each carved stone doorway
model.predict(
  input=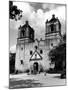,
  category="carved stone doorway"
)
[33,62,38,74]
